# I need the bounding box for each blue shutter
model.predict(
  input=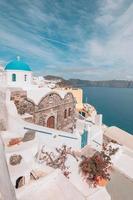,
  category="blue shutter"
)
[81,129,88,148]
